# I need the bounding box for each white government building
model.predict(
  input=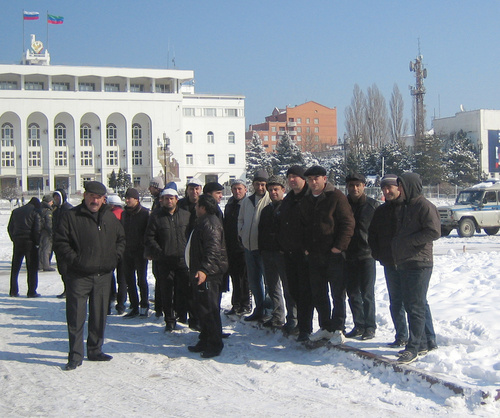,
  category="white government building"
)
[0,36,246,194]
